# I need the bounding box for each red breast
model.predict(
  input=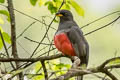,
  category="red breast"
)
[54,33,76,56]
